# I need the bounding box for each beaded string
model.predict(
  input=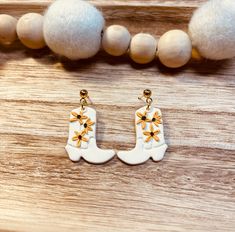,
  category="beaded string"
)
[0,12,201,69]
